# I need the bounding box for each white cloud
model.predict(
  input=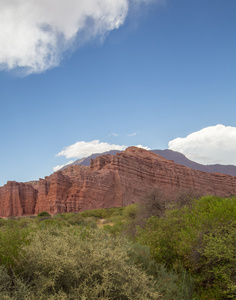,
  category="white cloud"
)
[109,132,119,137]
[0,0,160,74]
[56,140,127,159]
[127,130,141,137]
[128,132,138,137]
[56,140,150,159]
[53,160,74,172]
[168,124,236,165]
